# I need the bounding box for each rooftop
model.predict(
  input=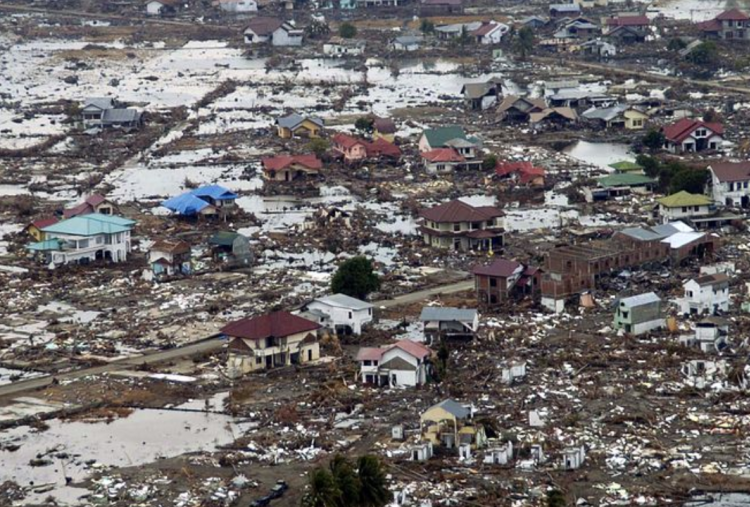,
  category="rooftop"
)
[420,199,503,223]
[221,311,320,340]
[420,306,477,322]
